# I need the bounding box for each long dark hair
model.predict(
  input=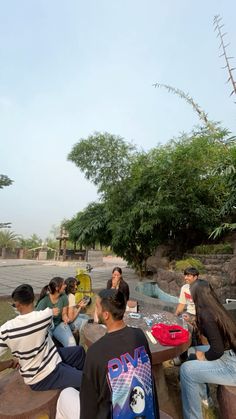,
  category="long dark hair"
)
[191,279,236,352]
[65,277,77,295]
[37,277,64,305]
